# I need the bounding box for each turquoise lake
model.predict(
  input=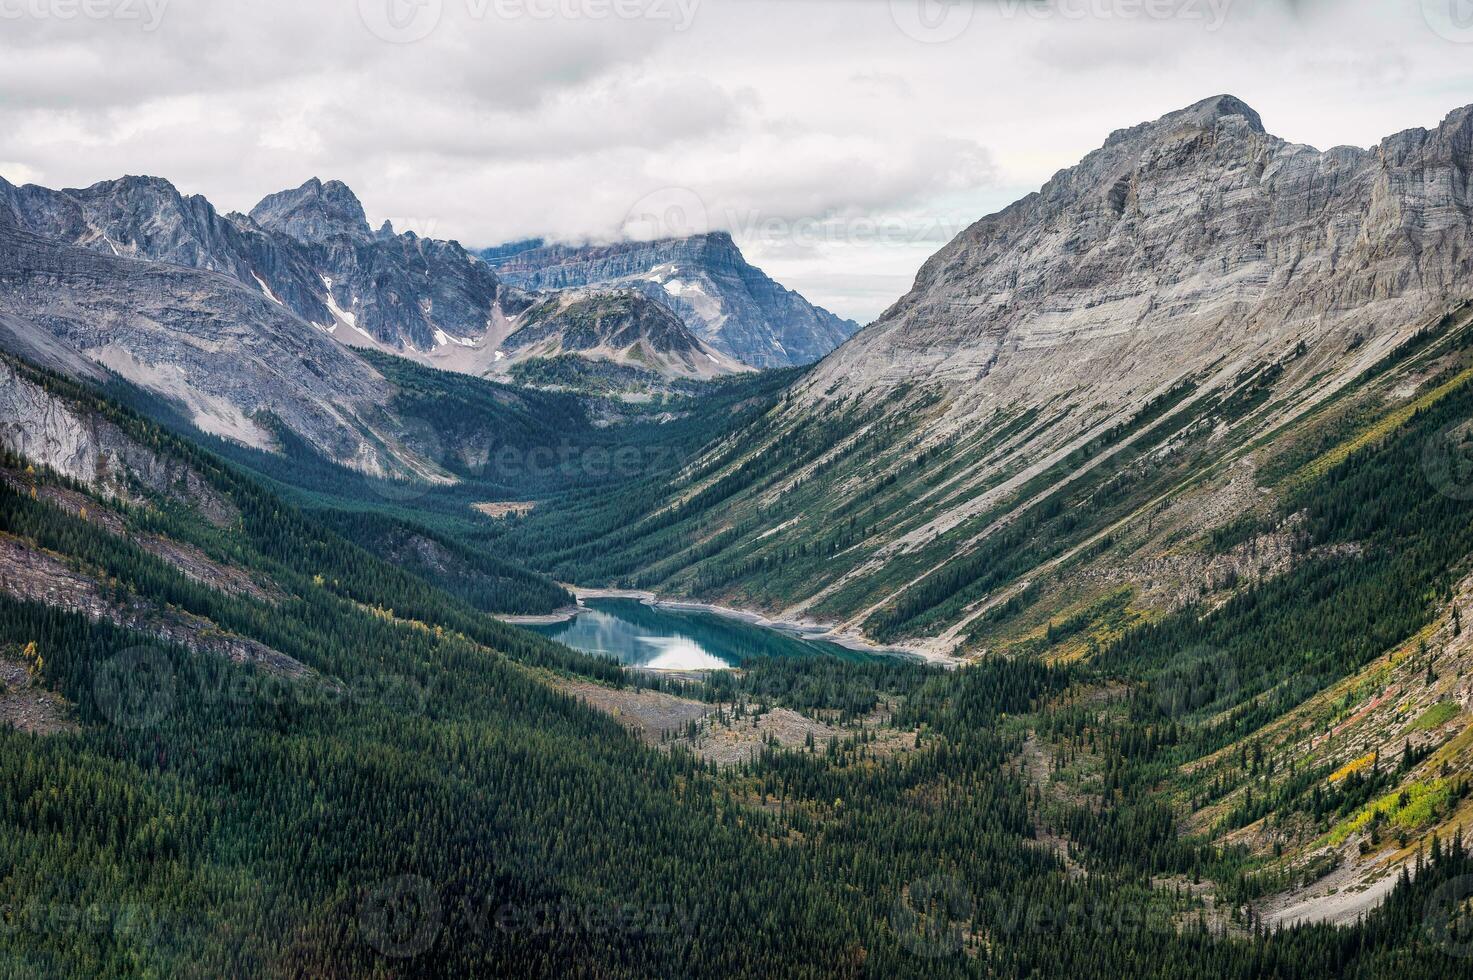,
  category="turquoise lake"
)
[529,598,884,670]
